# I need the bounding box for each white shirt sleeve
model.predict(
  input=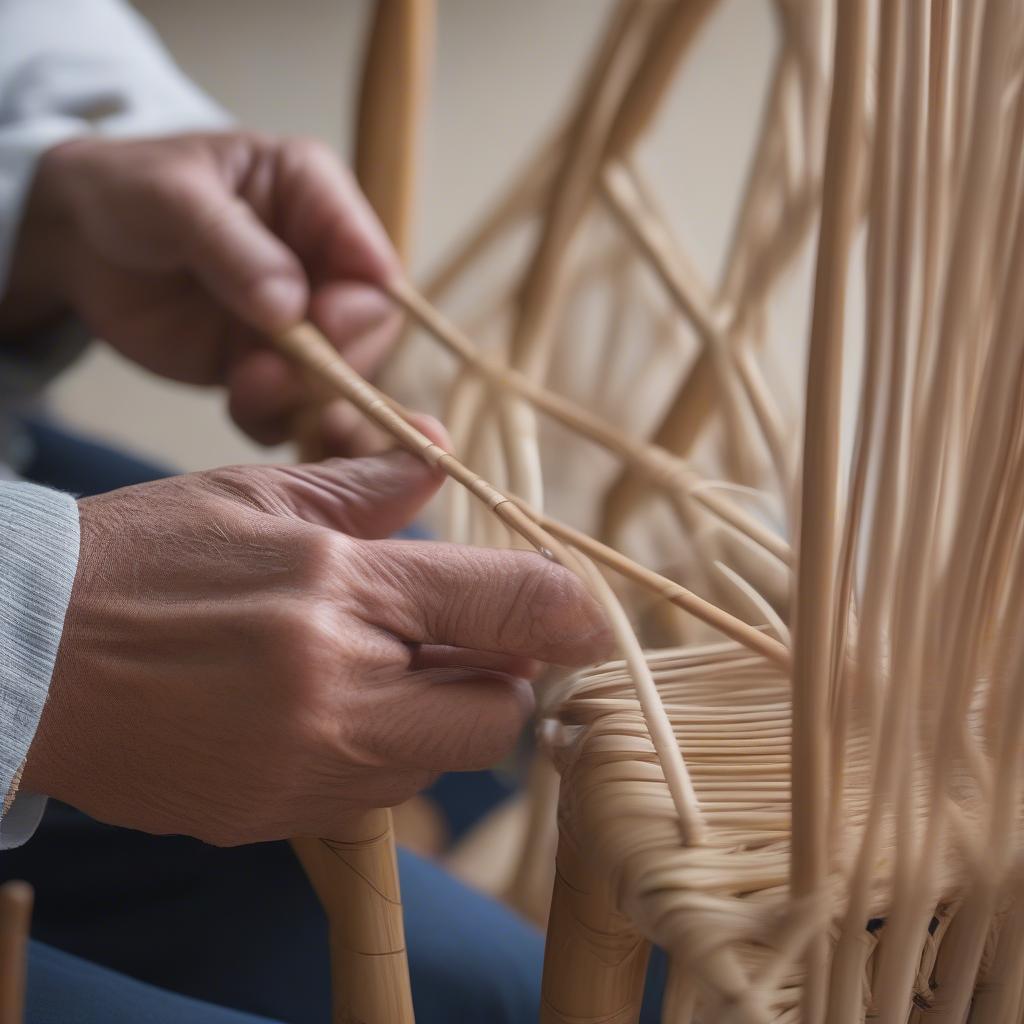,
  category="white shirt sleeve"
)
[0,0,231,847]
[0,0,231,295]
[0,482,79,850]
